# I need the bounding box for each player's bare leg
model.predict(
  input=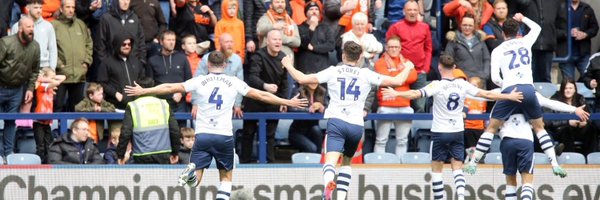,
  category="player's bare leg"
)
[217,170,233,200]
[530,118,566,177]
[505,175,518,200]
[335,155,353,200]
